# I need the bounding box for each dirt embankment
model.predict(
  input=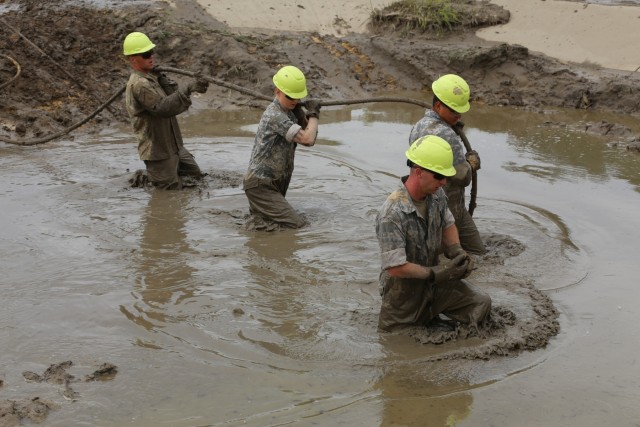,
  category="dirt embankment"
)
[2,0,640,145]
